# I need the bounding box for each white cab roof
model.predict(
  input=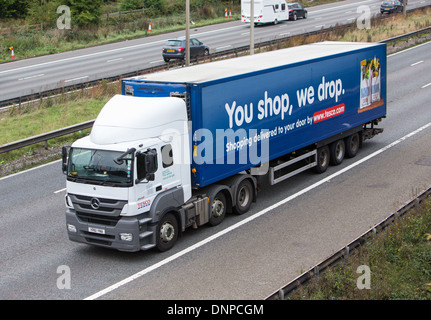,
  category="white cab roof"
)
[89,95,187,145]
